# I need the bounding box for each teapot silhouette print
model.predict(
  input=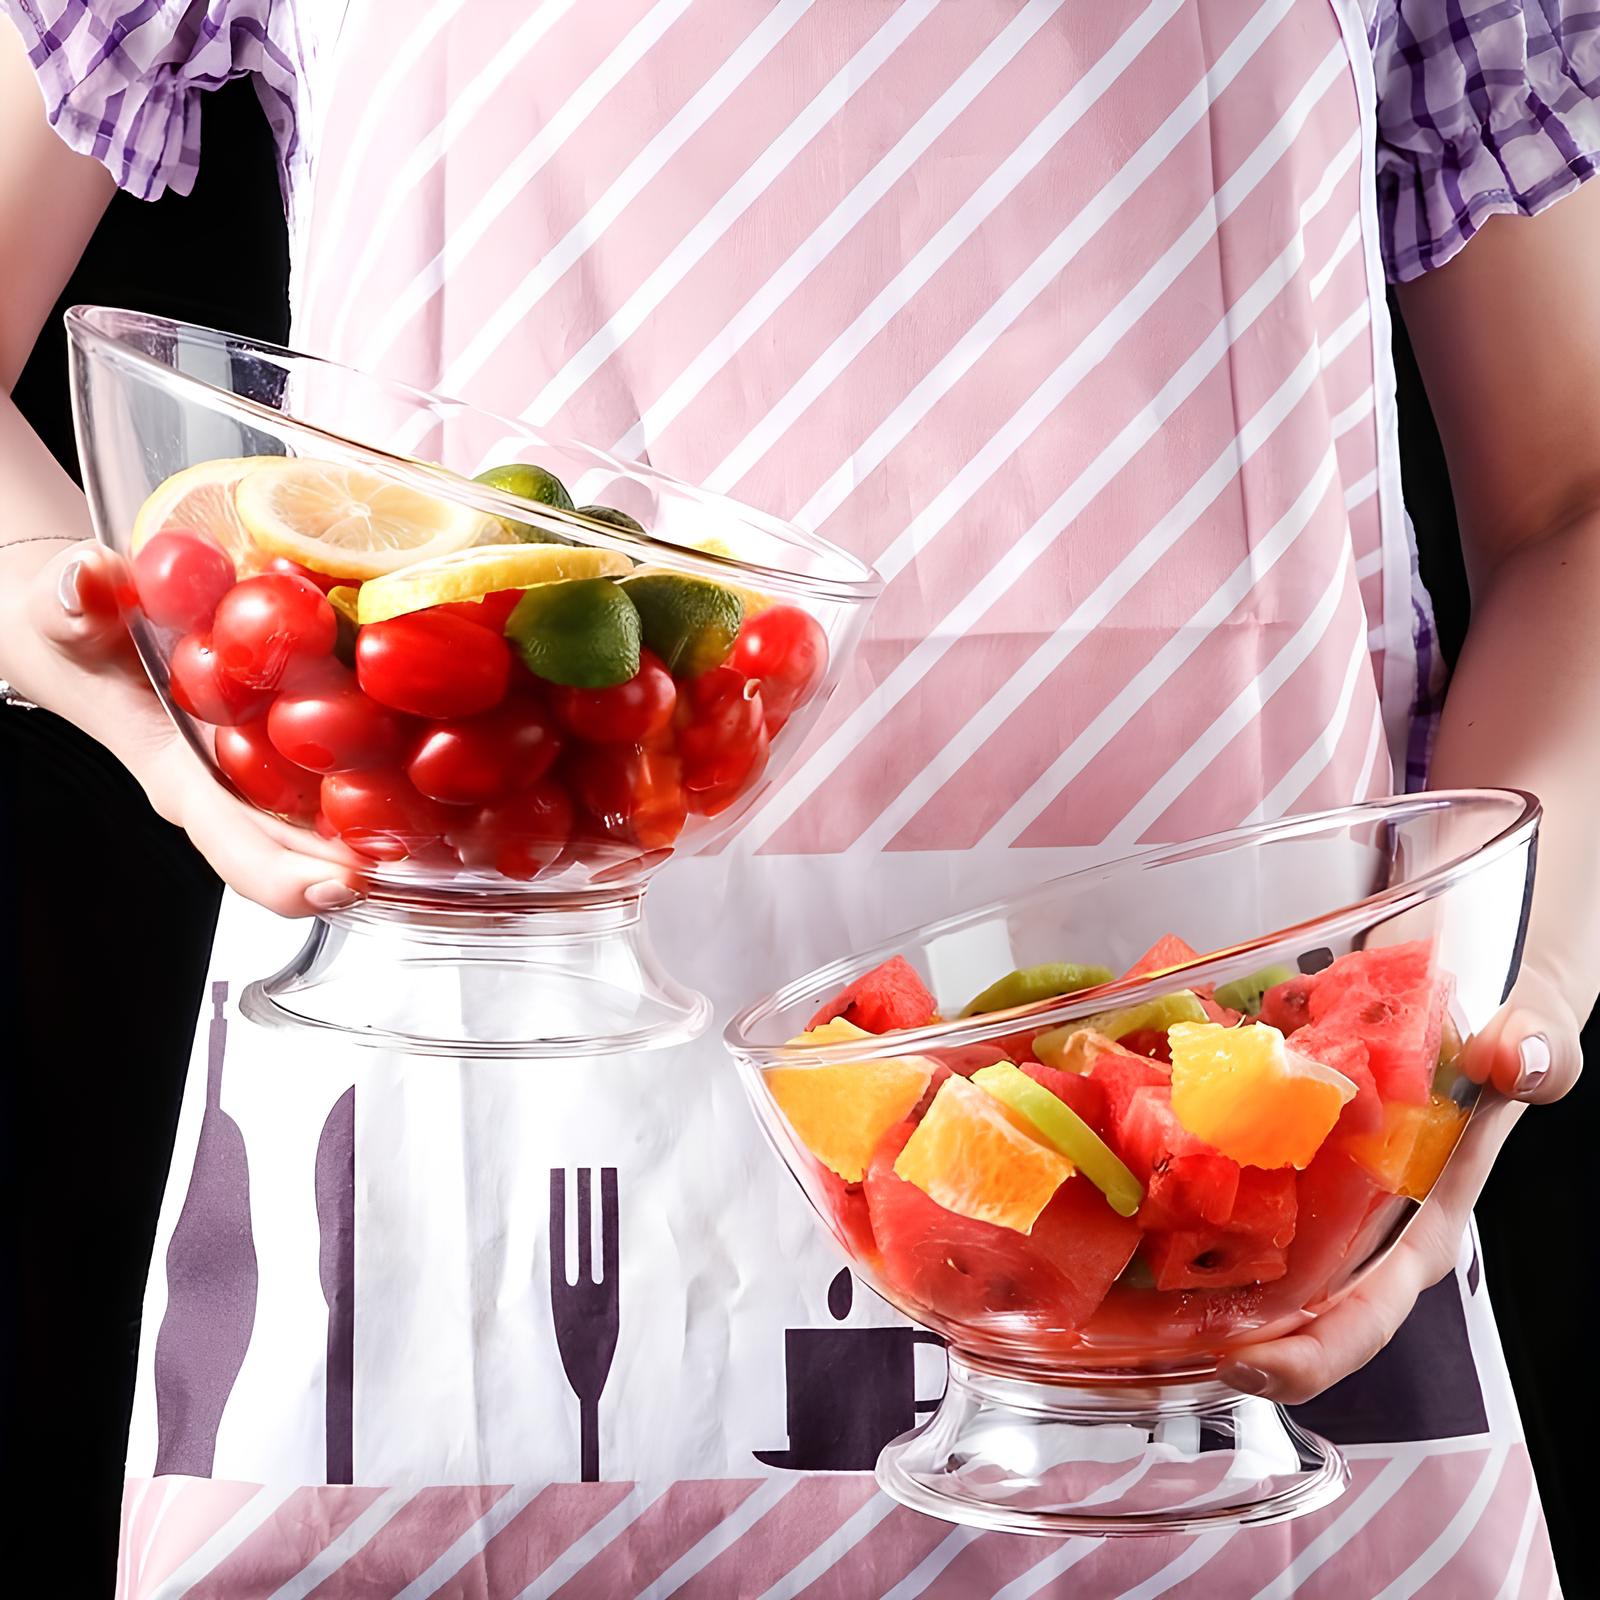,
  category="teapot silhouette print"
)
[755,1270,945,1471]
